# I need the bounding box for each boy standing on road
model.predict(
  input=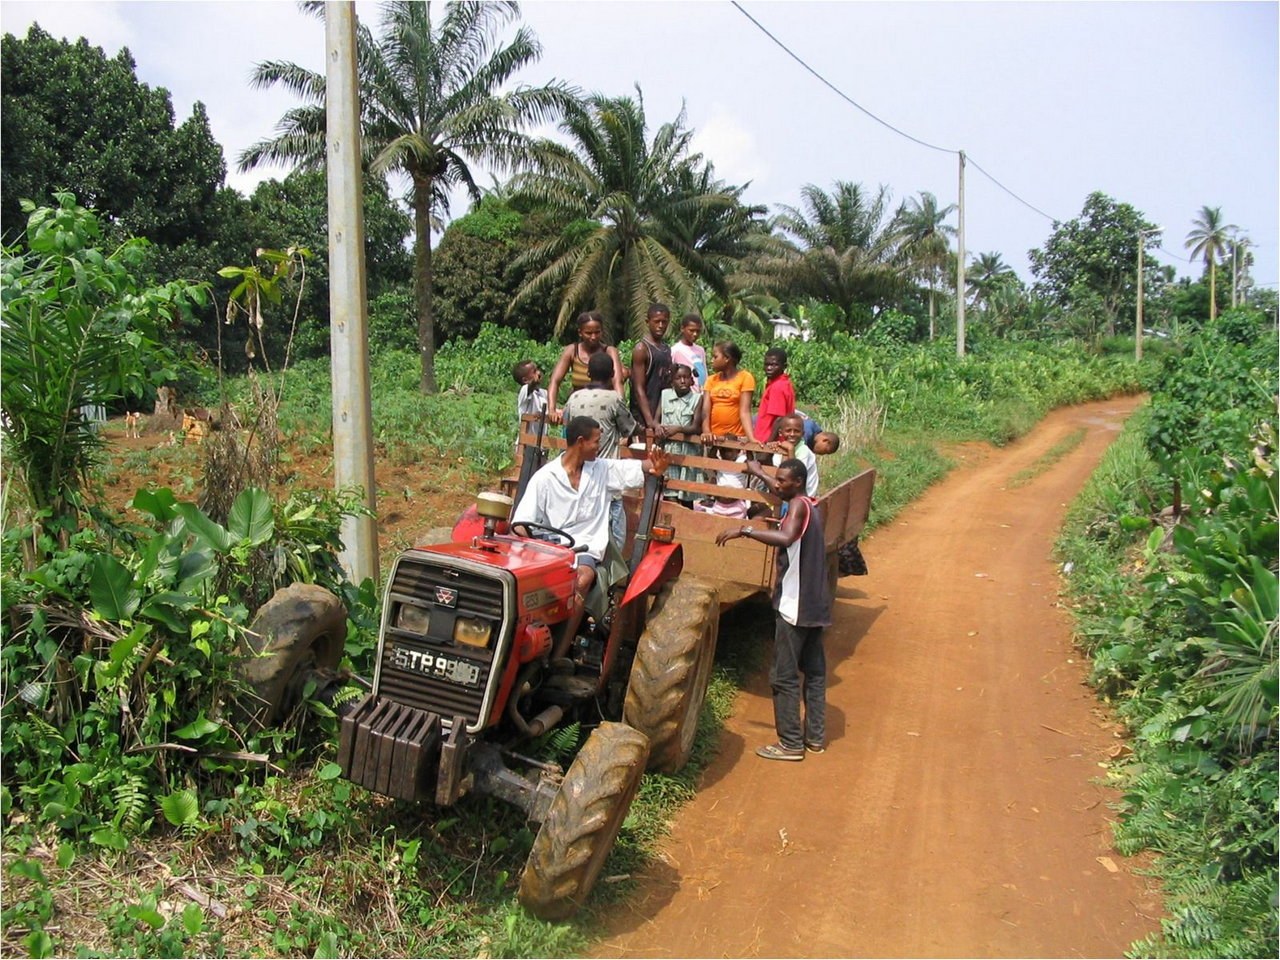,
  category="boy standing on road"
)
[715,459,831,760]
